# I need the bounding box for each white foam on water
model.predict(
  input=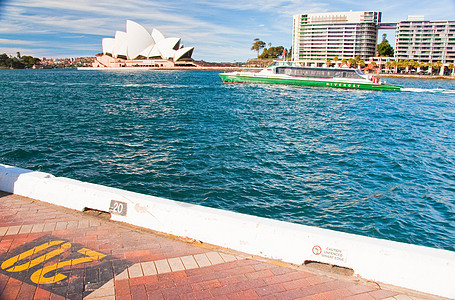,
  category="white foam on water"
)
[401,87,455,94]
